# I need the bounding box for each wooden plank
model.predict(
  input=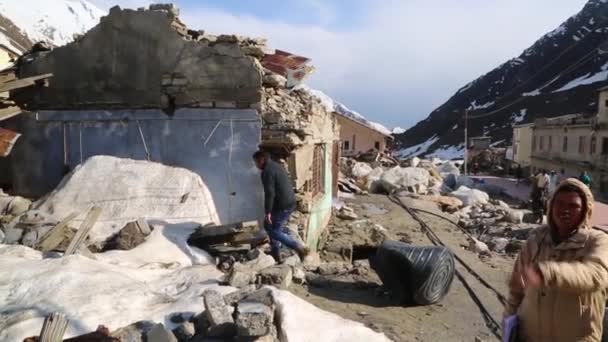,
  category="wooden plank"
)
[37,212,79,252]
[136,218,151,235]
[0,105,21,121]
[39,312,68,342]
[65,207,102,256]
[0,73,53,93]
